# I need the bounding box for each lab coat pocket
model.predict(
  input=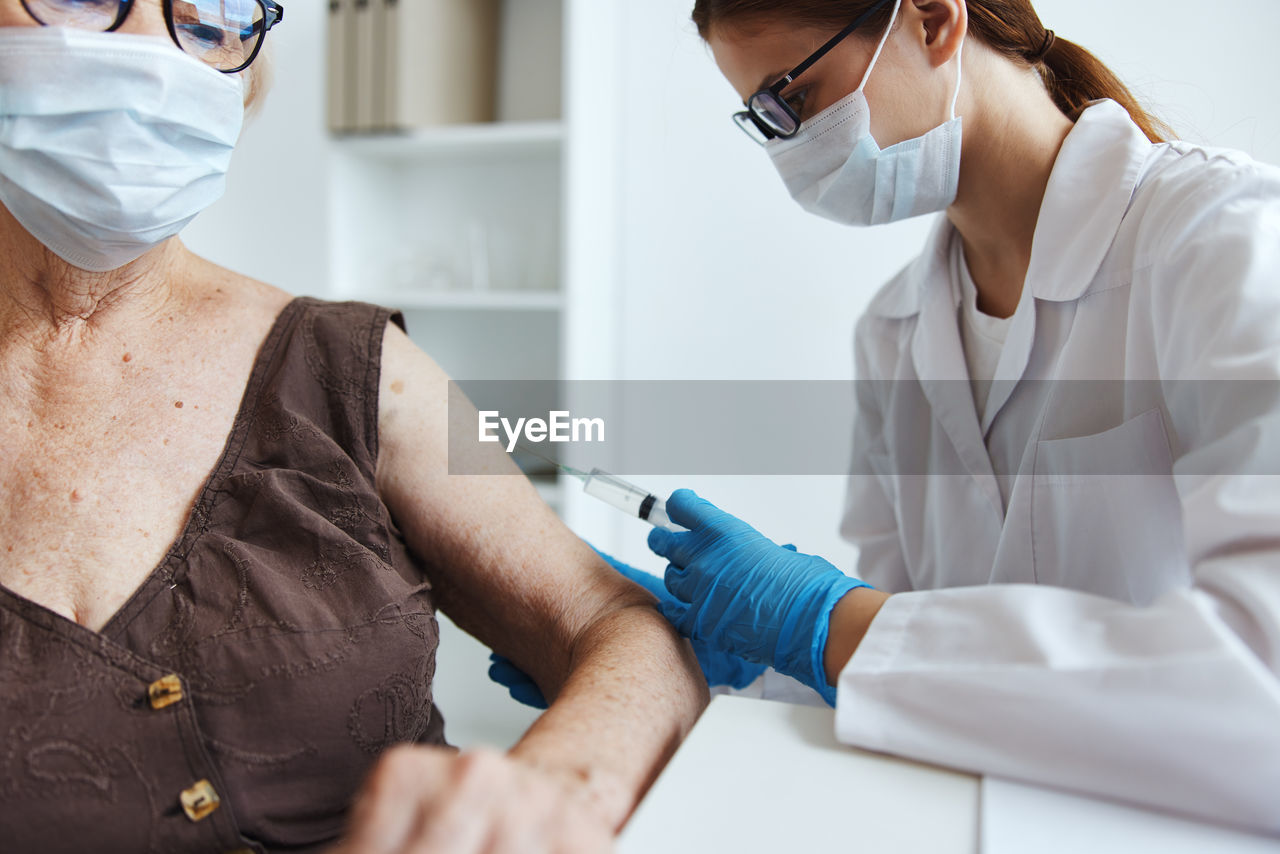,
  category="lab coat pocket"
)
[1031,408,1187,604]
